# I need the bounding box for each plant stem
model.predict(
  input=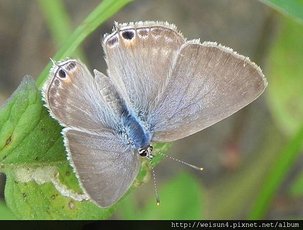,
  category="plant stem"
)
[36,0,133,89]
[248,124,303,219]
